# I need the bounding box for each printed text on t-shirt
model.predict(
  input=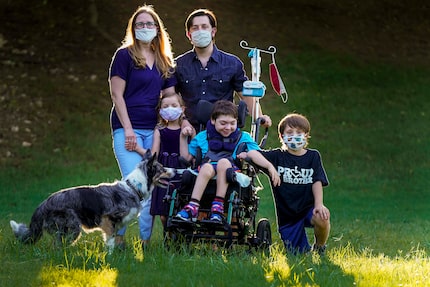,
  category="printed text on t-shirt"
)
[278,166,313,184]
